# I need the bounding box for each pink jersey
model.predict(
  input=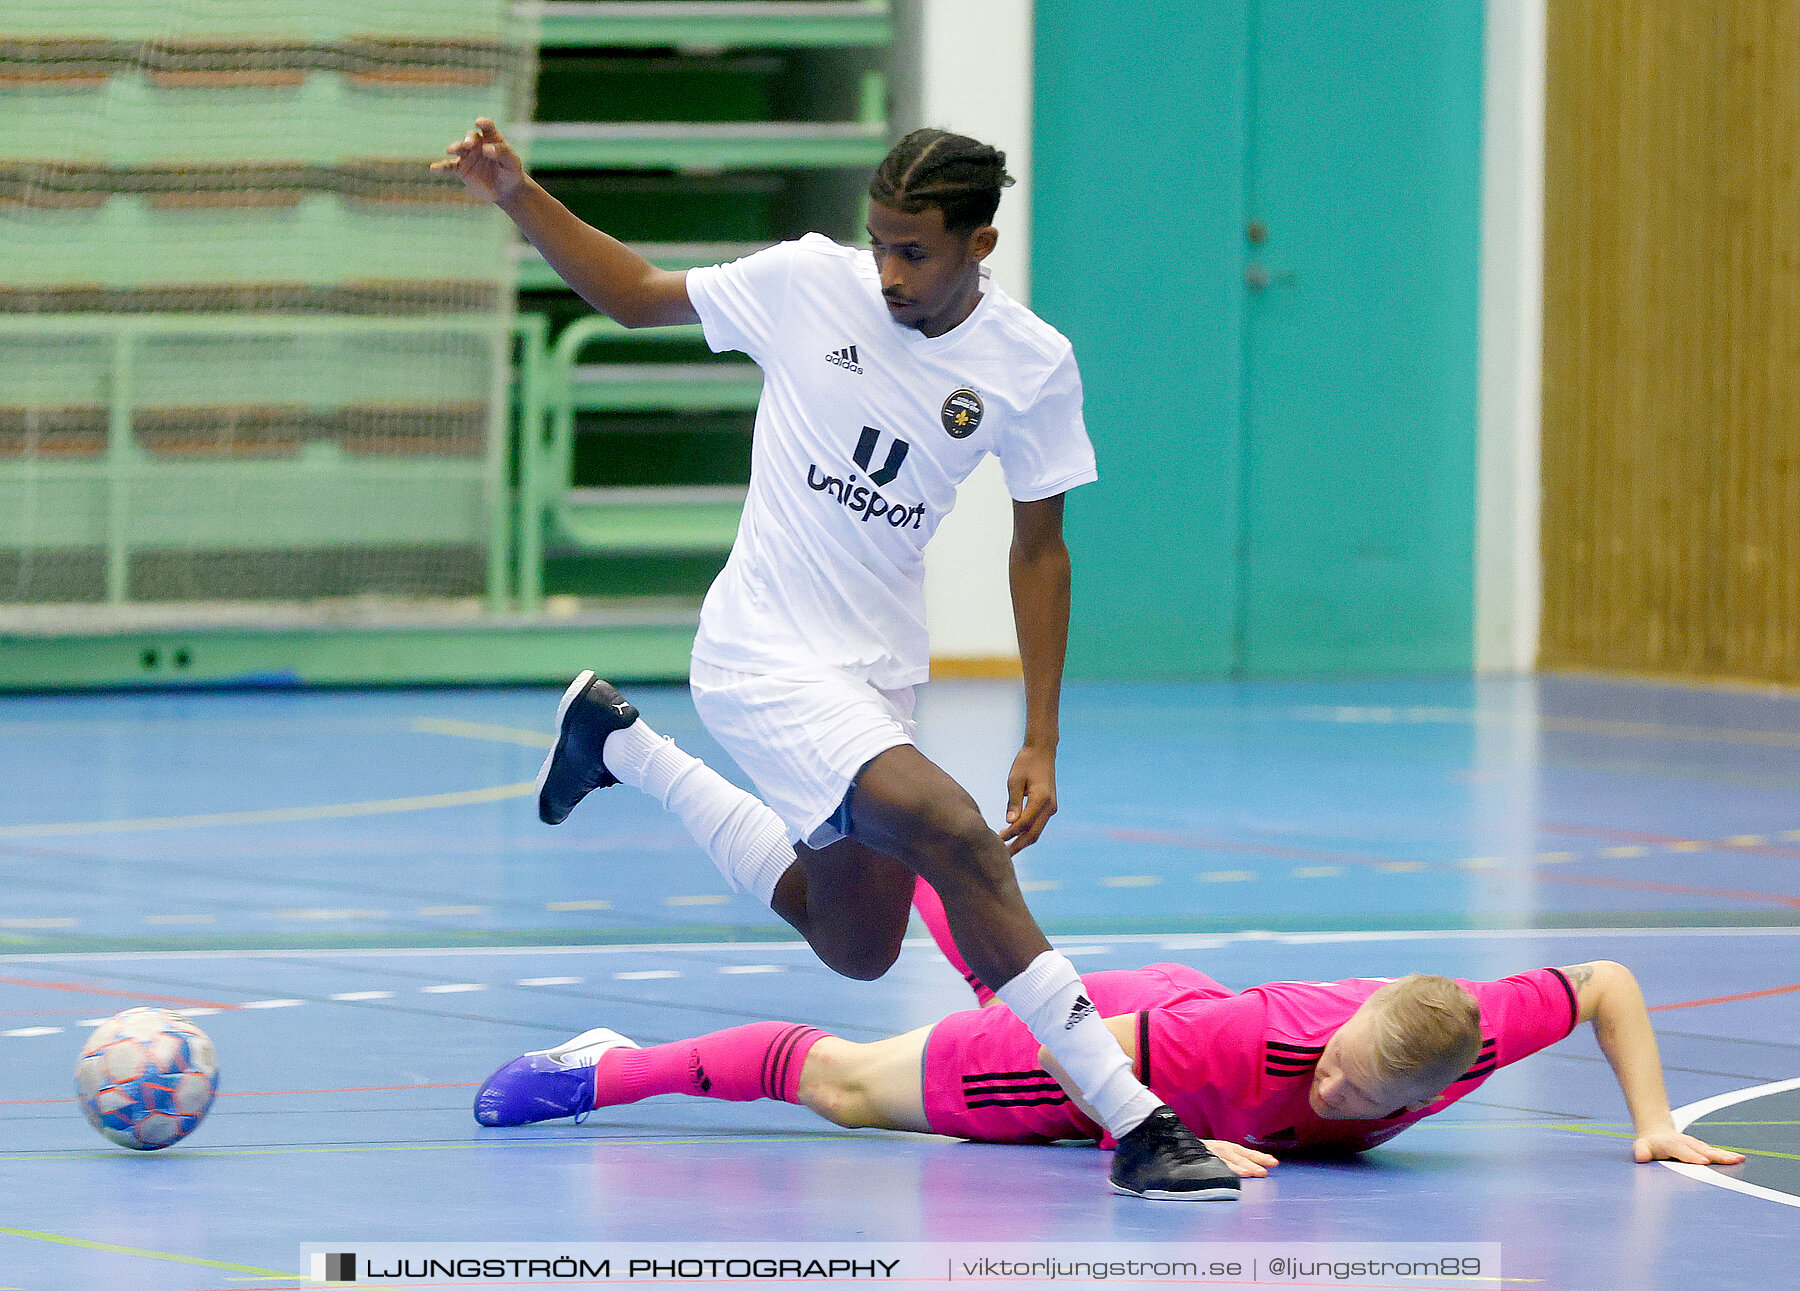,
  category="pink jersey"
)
[921,964,1578,1155]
